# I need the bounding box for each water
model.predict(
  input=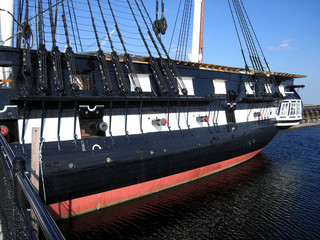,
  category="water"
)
[58,126,320,239]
